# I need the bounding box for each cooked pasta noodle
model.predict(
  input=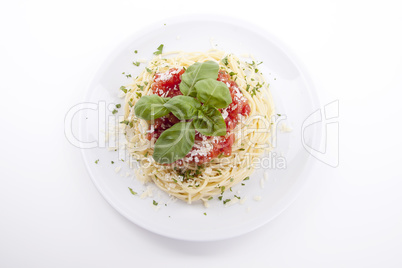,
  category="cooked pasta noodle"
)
[121,50,275,204]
